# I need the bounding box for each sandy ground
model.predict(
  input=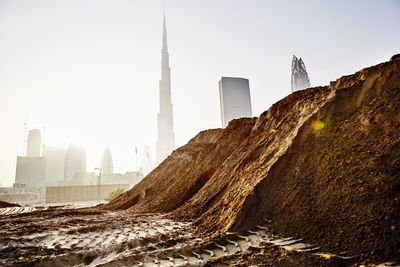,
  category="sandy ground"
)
[1,206,398,266]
